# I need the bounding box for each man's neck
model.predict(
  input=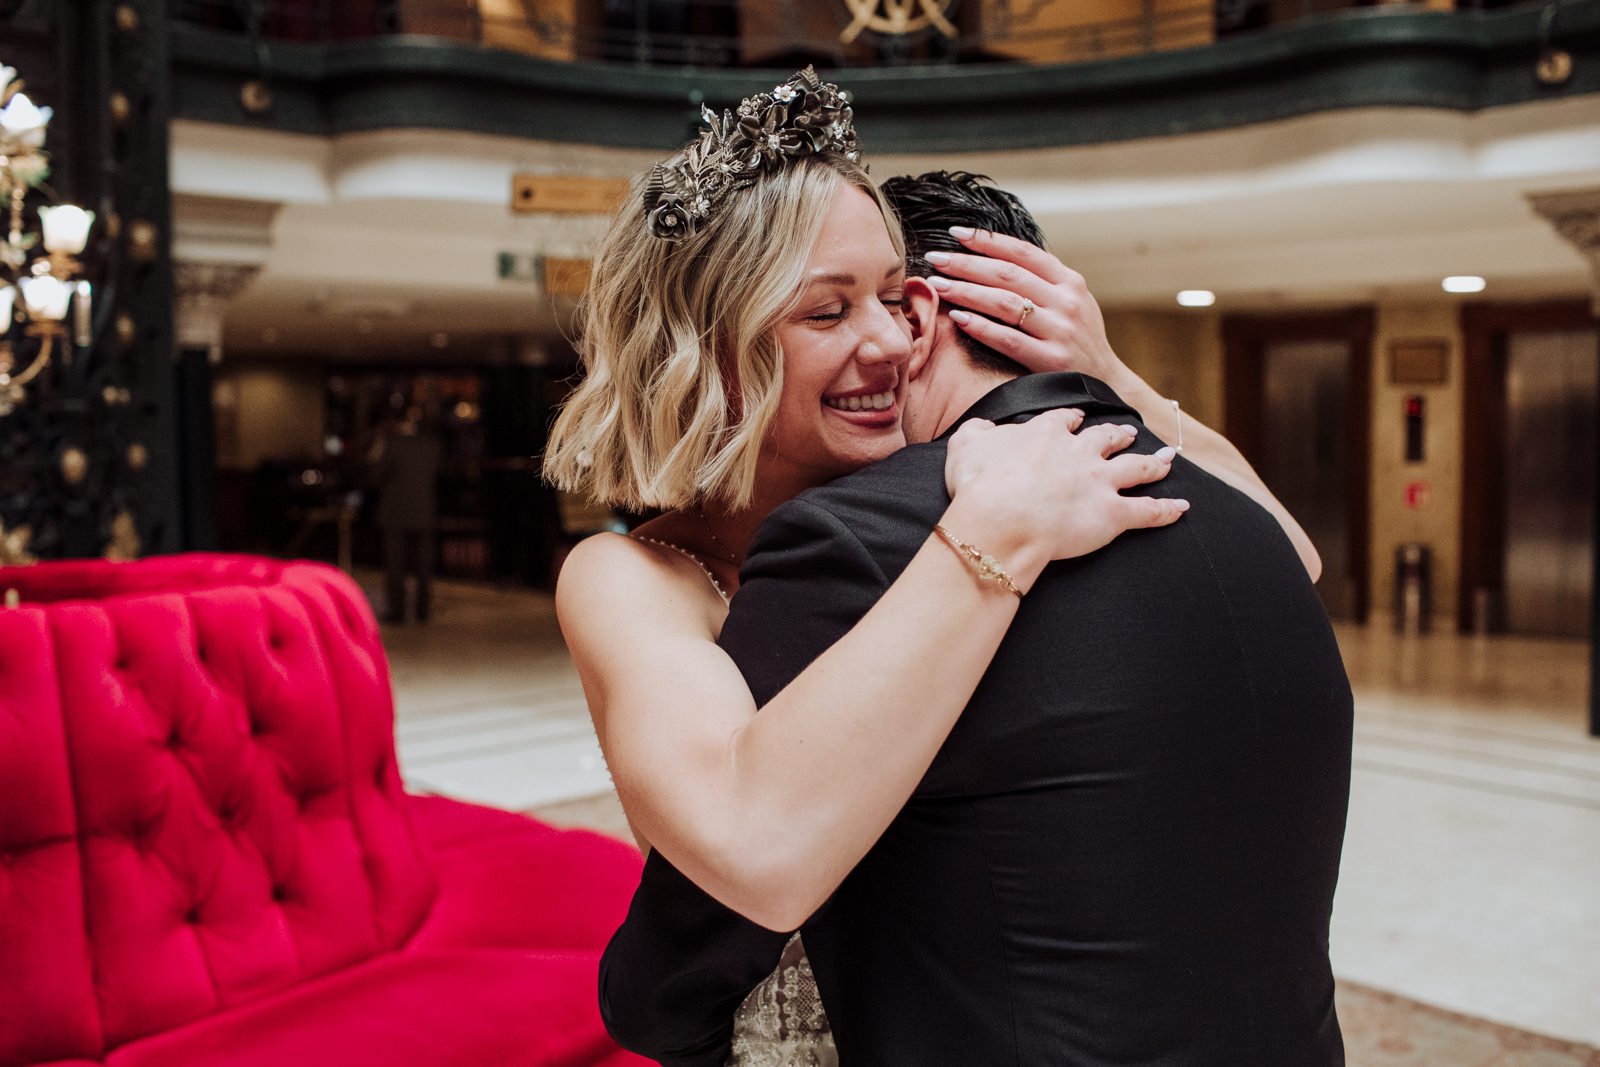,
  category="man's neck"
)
[931,369,1020,439]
